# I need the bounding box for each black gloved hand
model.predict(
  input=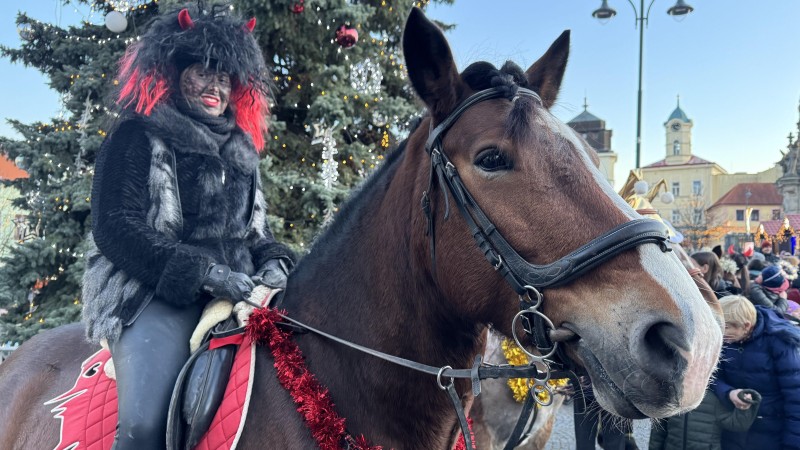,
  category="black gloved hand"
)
[201,264,255,302]
[252,258,290,289]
